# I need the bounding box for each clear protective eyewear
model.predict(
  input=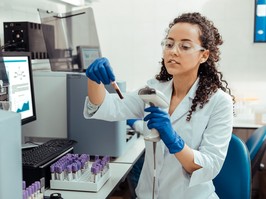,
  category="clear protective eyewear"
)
[161,39,206,54]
